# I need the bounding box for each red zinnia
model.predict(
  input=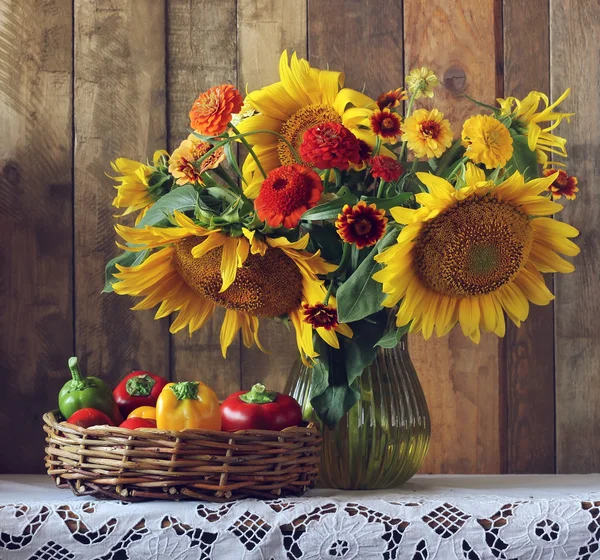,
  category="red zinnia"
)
[190,84,243,136]
[335,201,388,249]
[300,122,361,170]
[302,303,339,331]
[543,168,579,201]
[370,156,404,182]
[255,164,323,228]
[376,88,407,110]
[370,108,402,139]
